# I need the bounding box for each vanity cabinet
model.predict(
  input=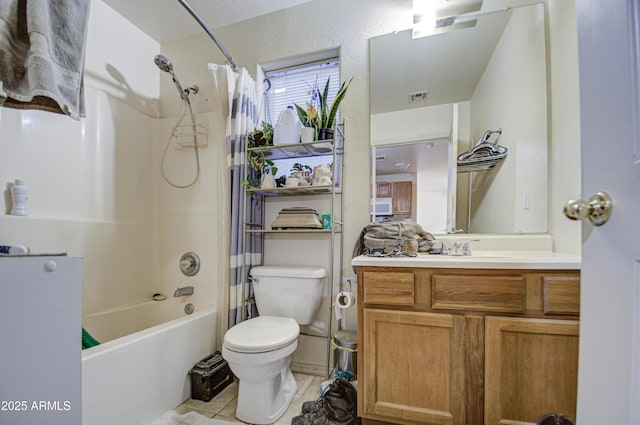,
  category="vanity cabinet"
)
[356,267,580,425]
[376,182,392,198]
[375,181,413,216]
[391,181,412,215]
